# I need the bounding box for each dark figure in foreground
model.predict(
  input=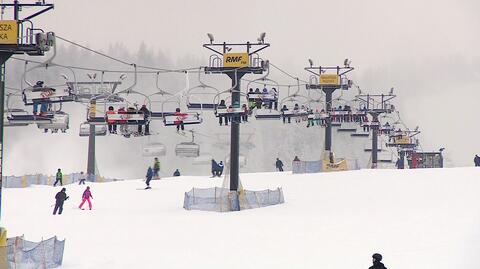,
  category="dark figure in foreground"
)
[369,253,387,269]
[211,159,218,177]
[275,158,284,171]
[474,154,480,167]
[53,168,63,186]
[173,169,180,177]
[216,161,224,177]
[145,166,153,189]
[53,188,69,215]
